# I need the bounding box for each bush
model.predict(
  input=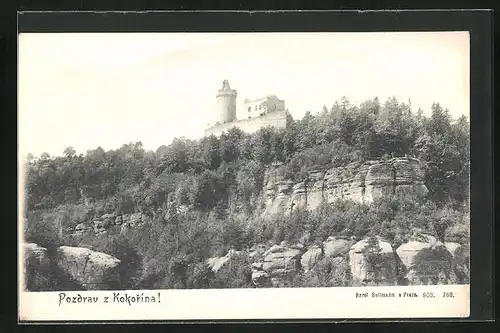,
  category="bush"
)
[209,254,254,289]
[186,262,215,289]
[101,235,143,289]
[24,211,63,249]
[295,256,351,288]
